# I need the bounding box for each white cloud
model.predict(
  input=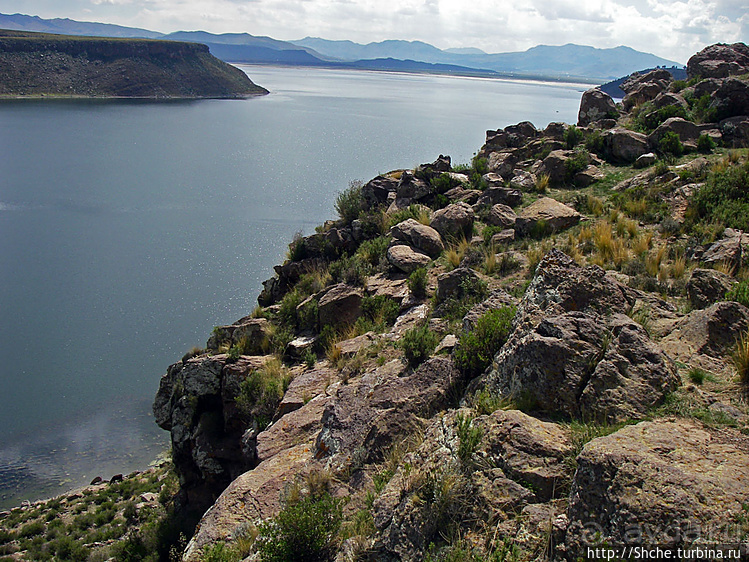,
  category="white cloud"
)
[1,0,746,63]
